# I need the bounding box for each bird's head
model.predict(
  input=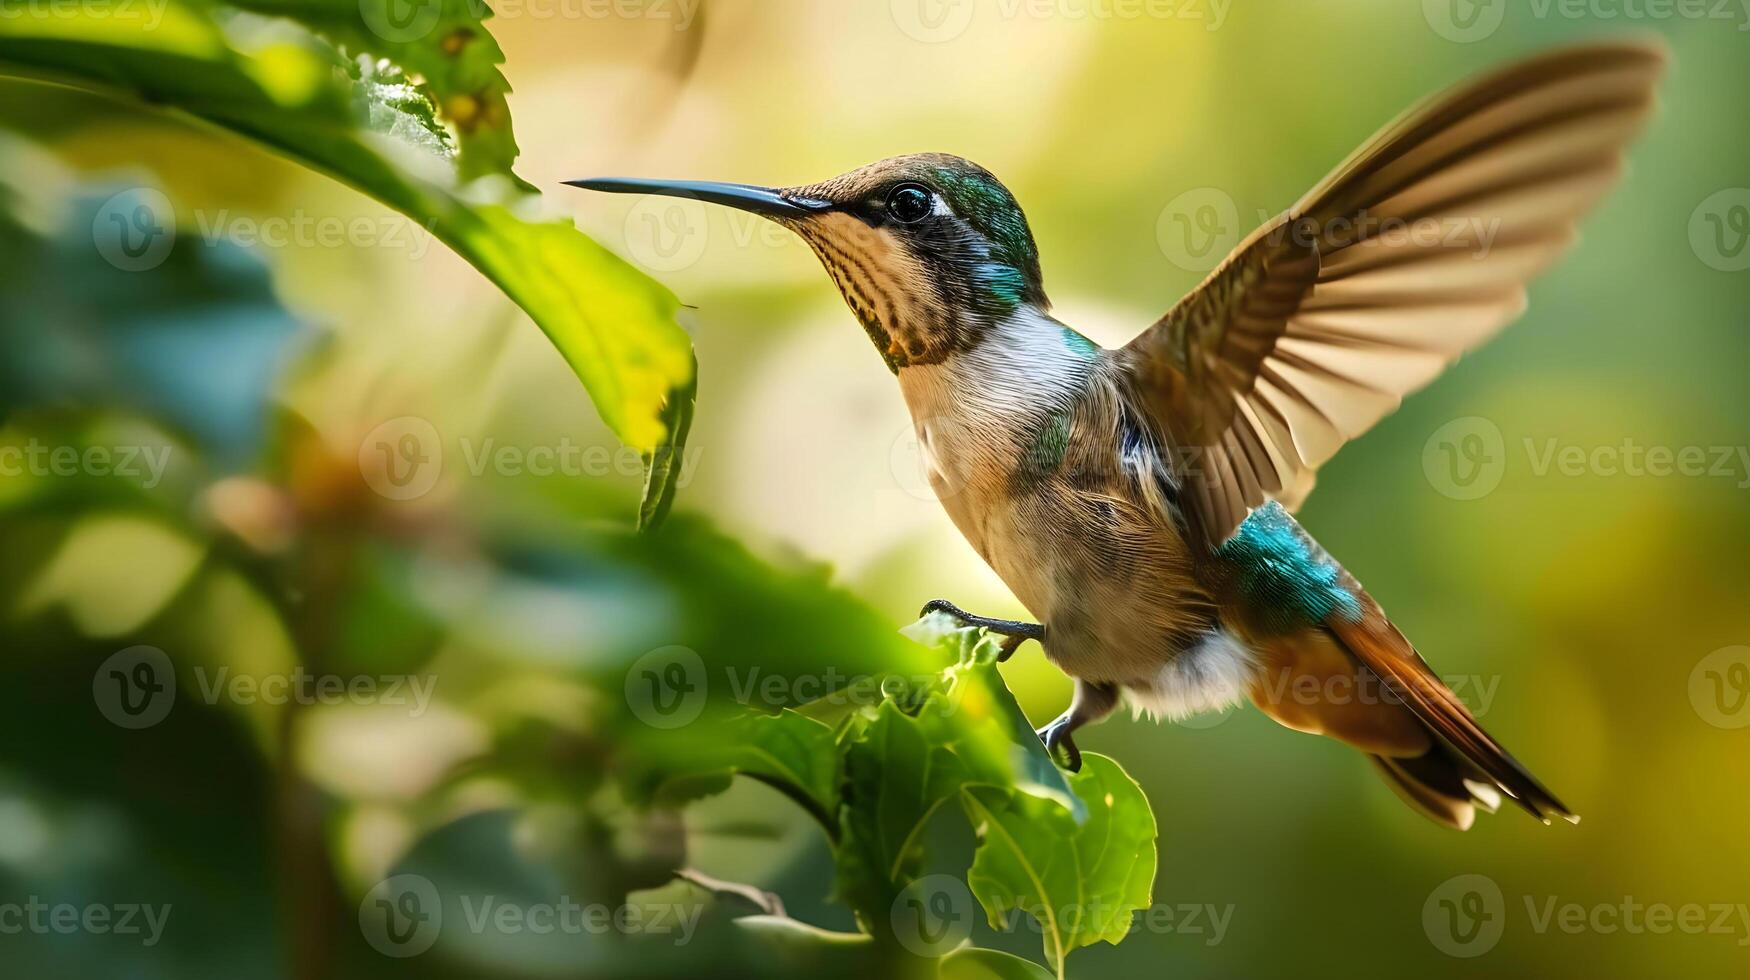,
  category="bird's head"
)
[568,153,1046,371]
